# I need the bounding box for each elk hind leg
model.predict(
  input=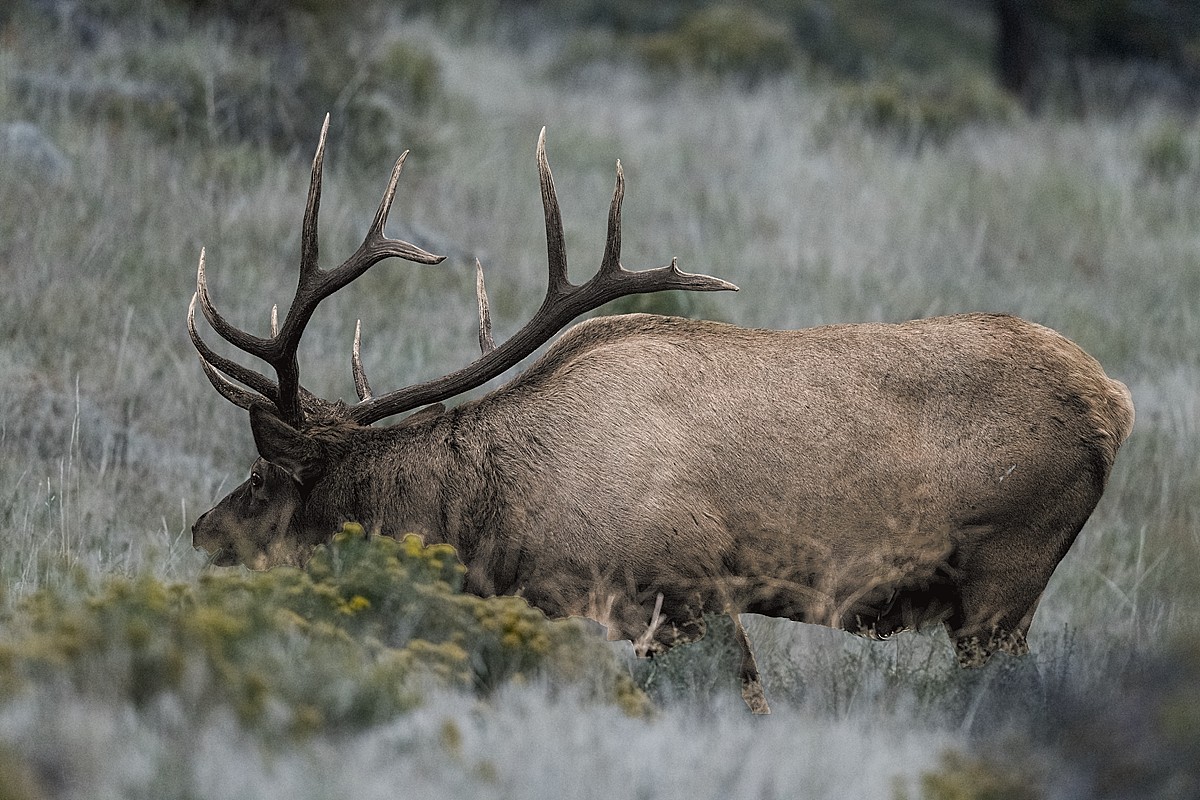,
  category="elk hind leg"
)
[947,523,1074,668]
[950,591,1050,733]
[950,470,1101,668]
[943,563,1054,731]
[730,613,770,715]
